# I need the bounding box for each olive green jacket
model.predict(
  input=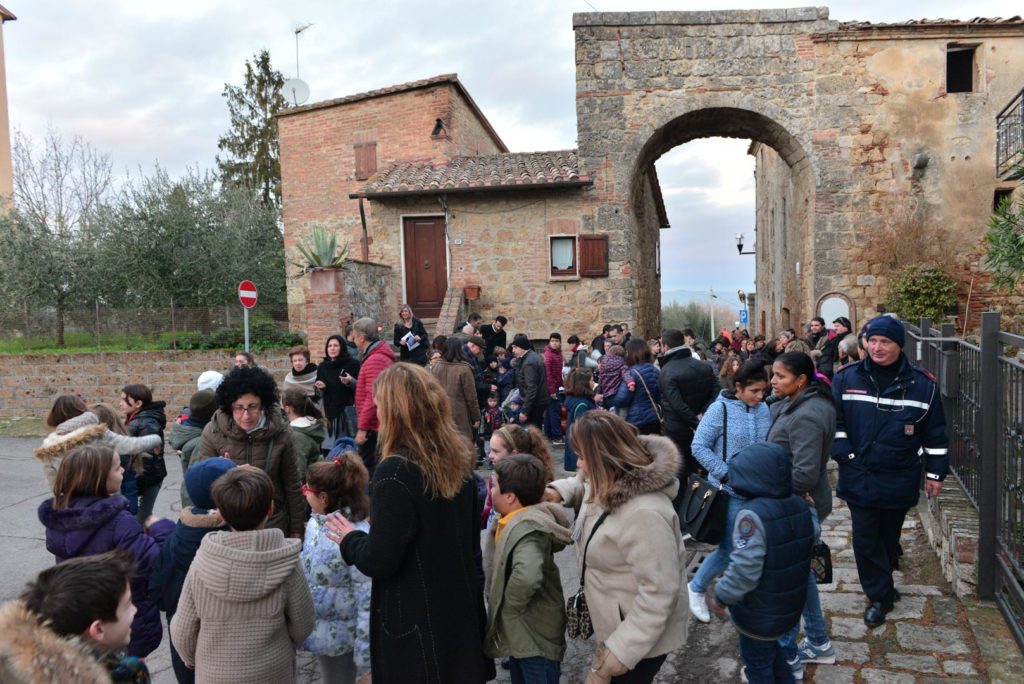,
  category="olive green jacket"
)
[289,418,326,482]
[484,502,572,662]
